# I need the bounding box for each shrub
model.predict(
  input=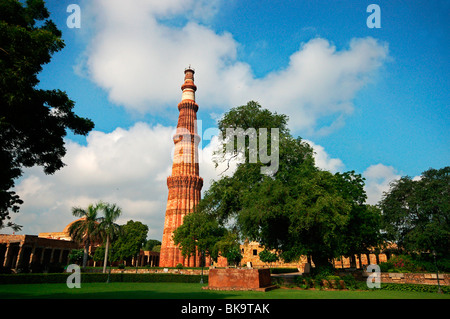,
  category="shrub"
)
[295,276,321,289]
[379,254,450,273]
[379,260,393,273]
[379,255,417,273]
[325,275,343,289]
[413,257,450,273]
[294,276,308,289]
[310,264,335,277]
[436,258,450,273]
[342,274,358,290]
[272,276,285,286]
